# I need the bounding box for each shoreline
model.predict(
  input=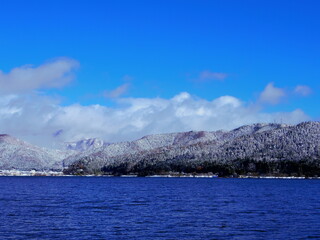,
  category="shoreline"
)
[0,170,319,179]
